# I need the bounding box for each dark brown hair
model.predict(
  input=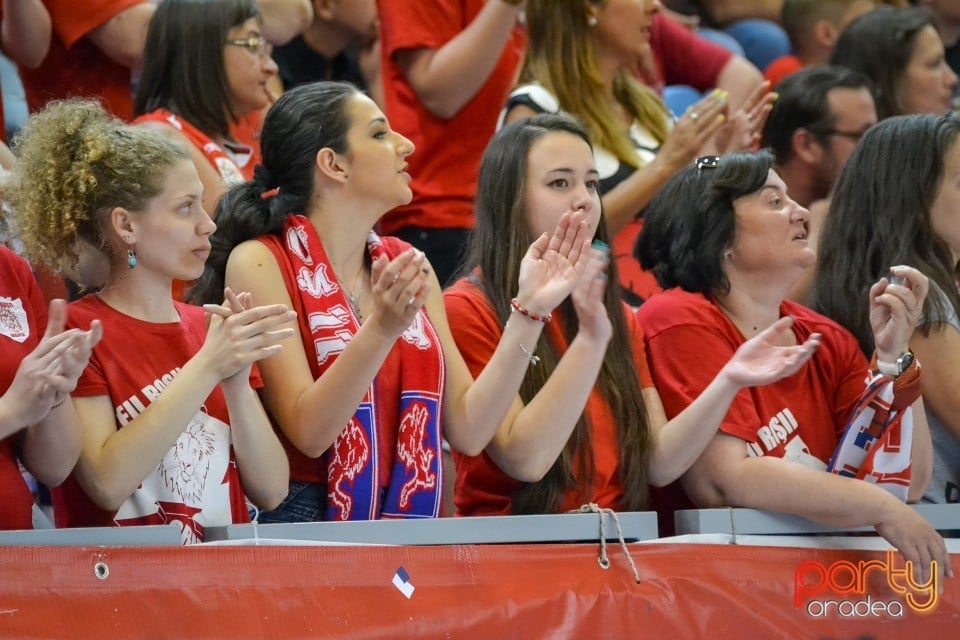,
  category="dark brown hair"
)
[466,113,652,514]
